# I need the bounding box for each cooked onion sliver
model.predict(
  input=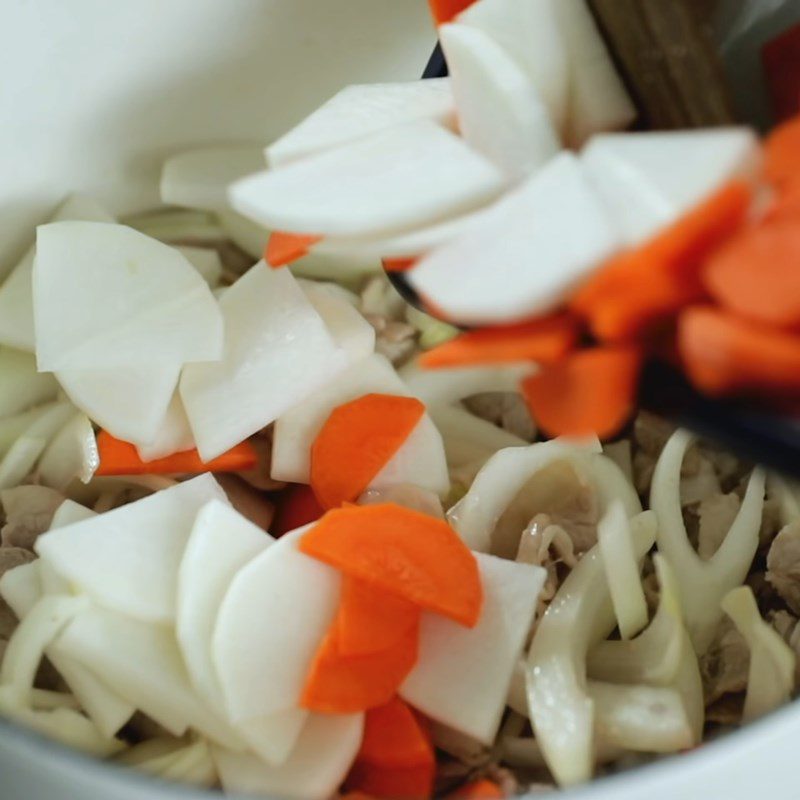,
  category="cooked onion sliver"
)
[50,499,97,529]
[176,246,223,289]
[722,586,796,722]
[37,412,99,491]
[439,23,560,179]
[0,562,43,620]
[0,348,58,418]
[229,121,505,238]
[598,500,648,640]
[266,80,456,168]
[650,429,766,654]
[589,681,694,753]
[526,511,657,786]
[0,406,53,460]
